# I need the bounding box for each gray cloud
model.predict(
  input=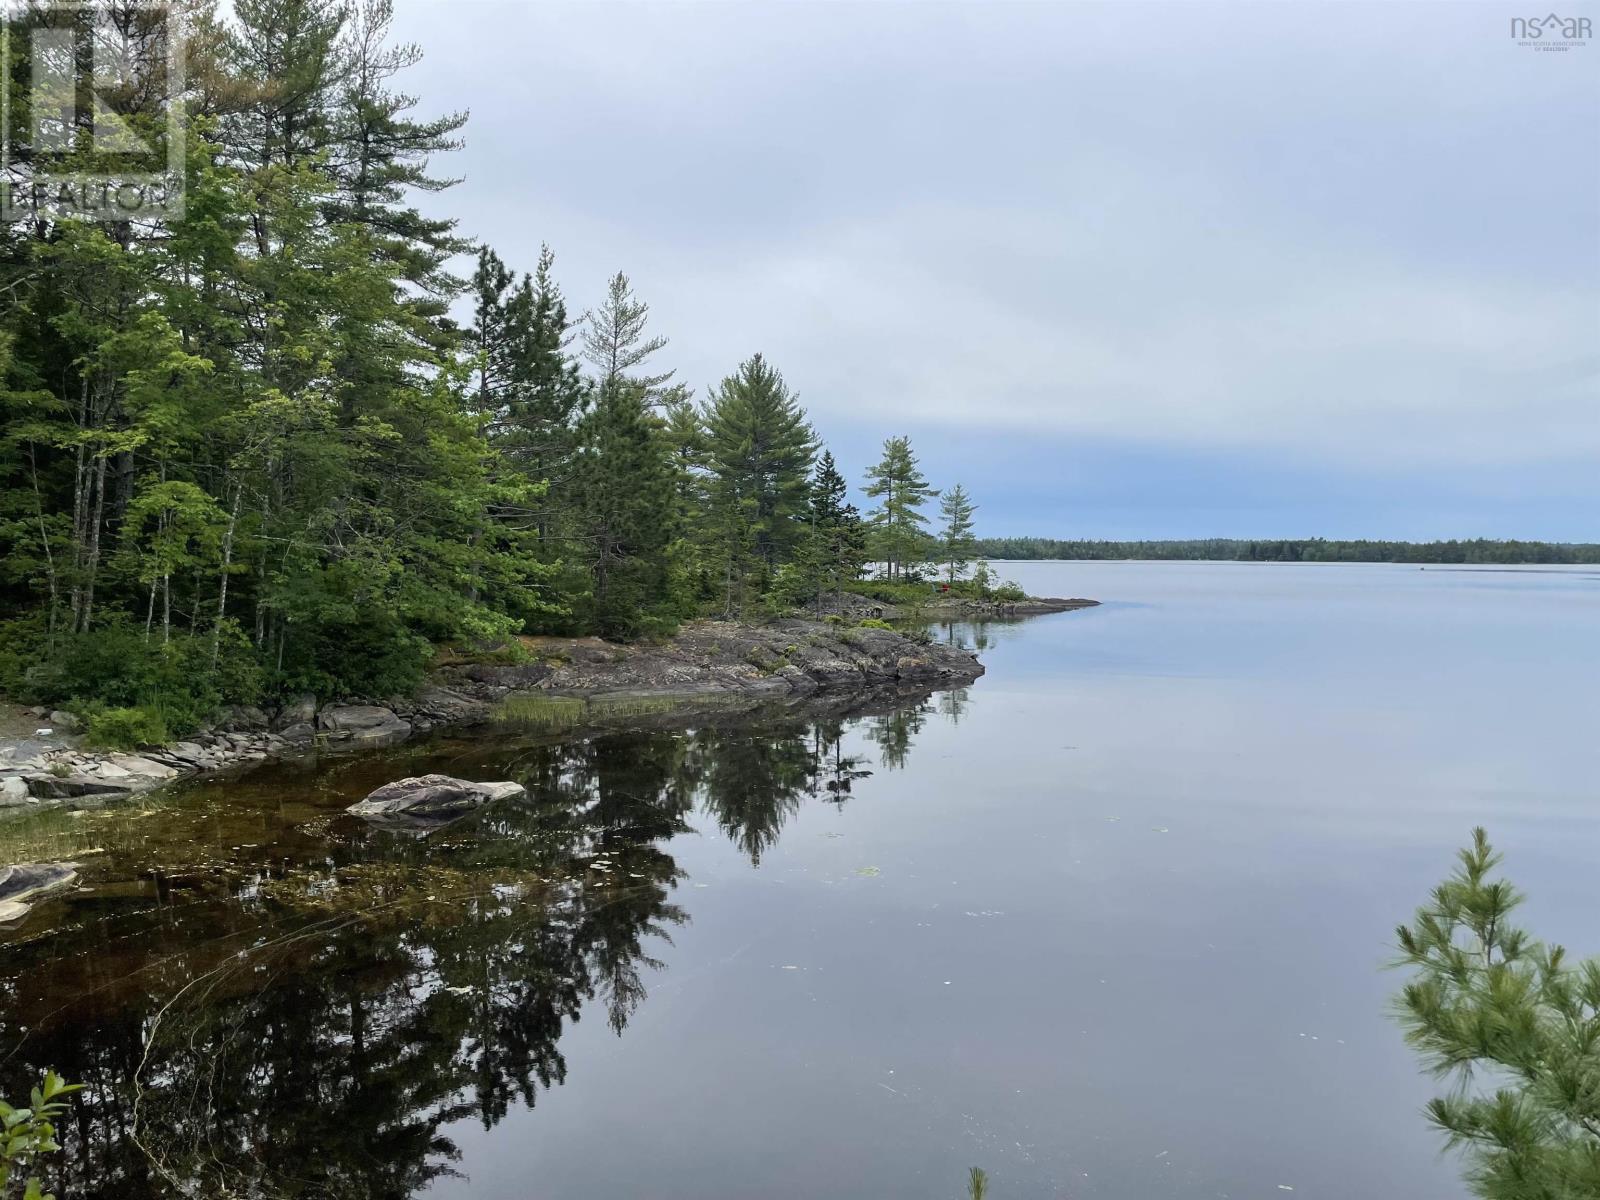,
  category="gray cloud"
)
[395,0,1598,470]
